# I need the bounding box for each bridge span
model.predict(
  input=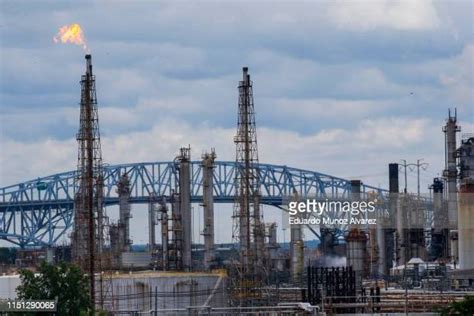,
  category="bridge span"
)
[0,161,388,247]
